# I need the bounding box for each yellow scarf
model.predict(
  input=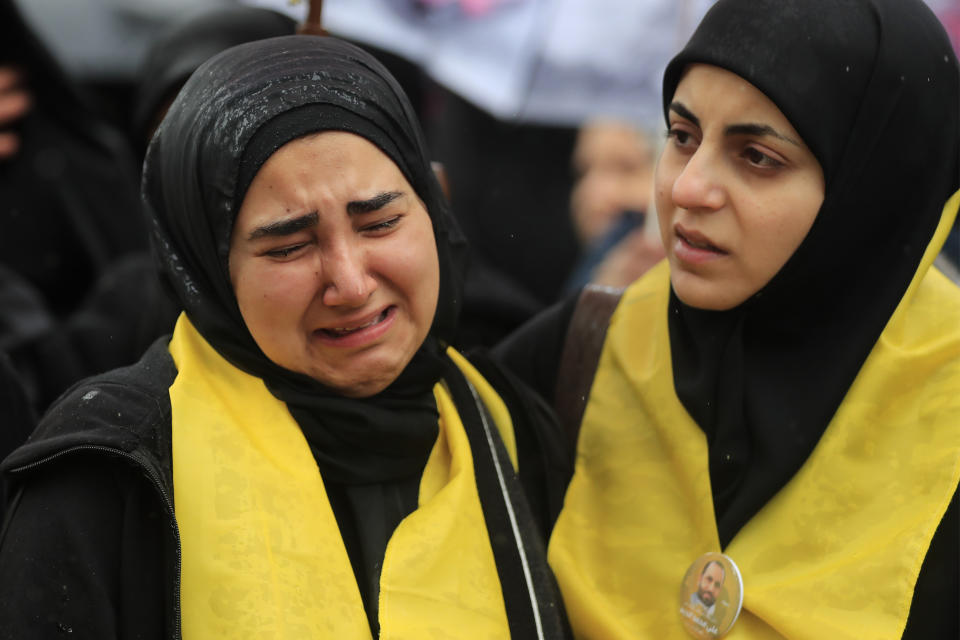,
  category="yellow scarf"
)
[168,316,518,639]
[550,193,960,639]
